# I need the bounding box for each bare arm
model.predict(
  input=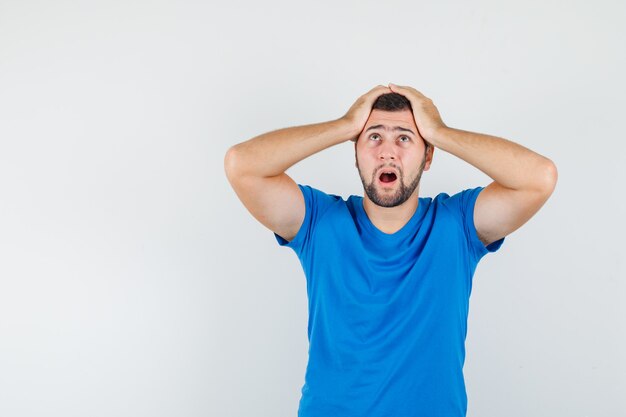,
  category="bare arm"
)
[427,126,557,246]
[224,85,392,241]
[388,83,558,247]
[224,118,357,178]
